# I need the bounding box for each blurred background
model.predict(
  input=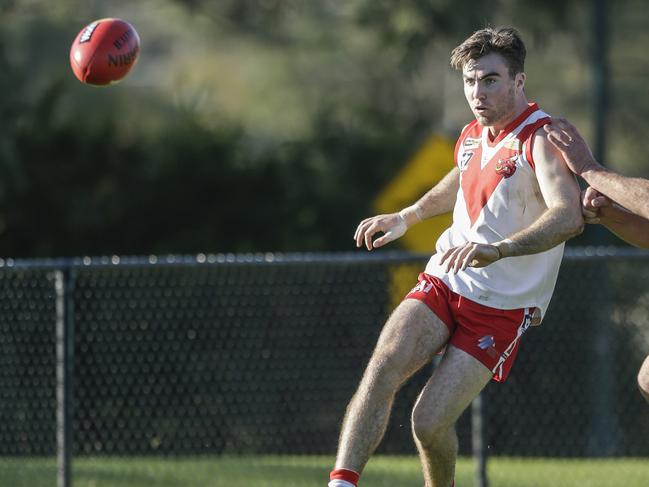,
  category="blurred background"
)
[2,0,645,257]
